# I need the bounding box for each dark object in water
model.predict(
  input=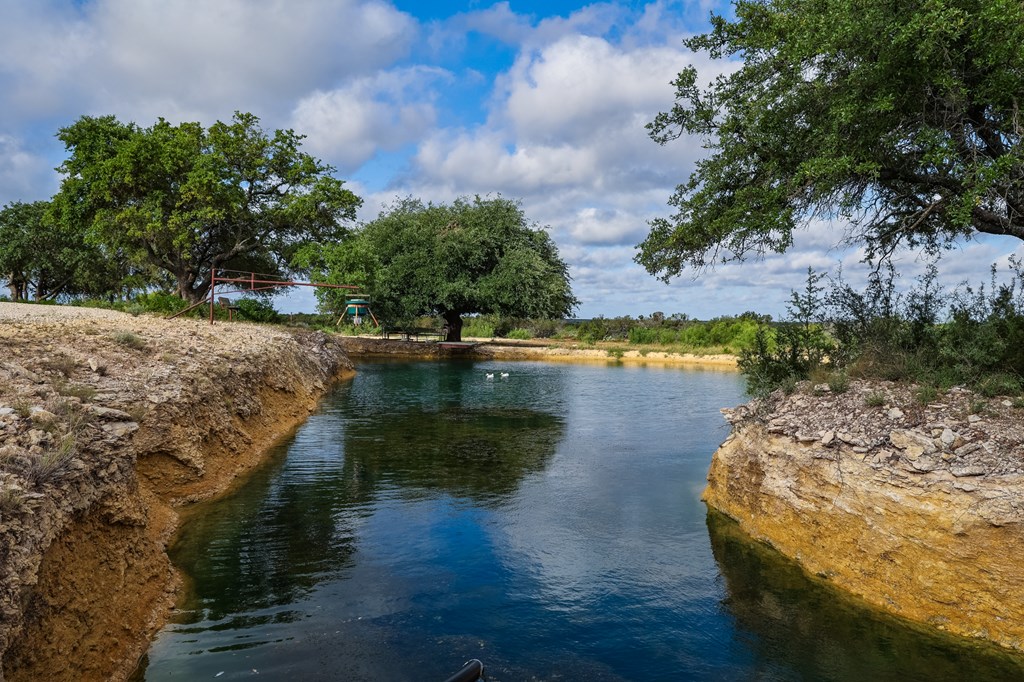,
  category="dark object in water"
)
[443,658,485,682]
